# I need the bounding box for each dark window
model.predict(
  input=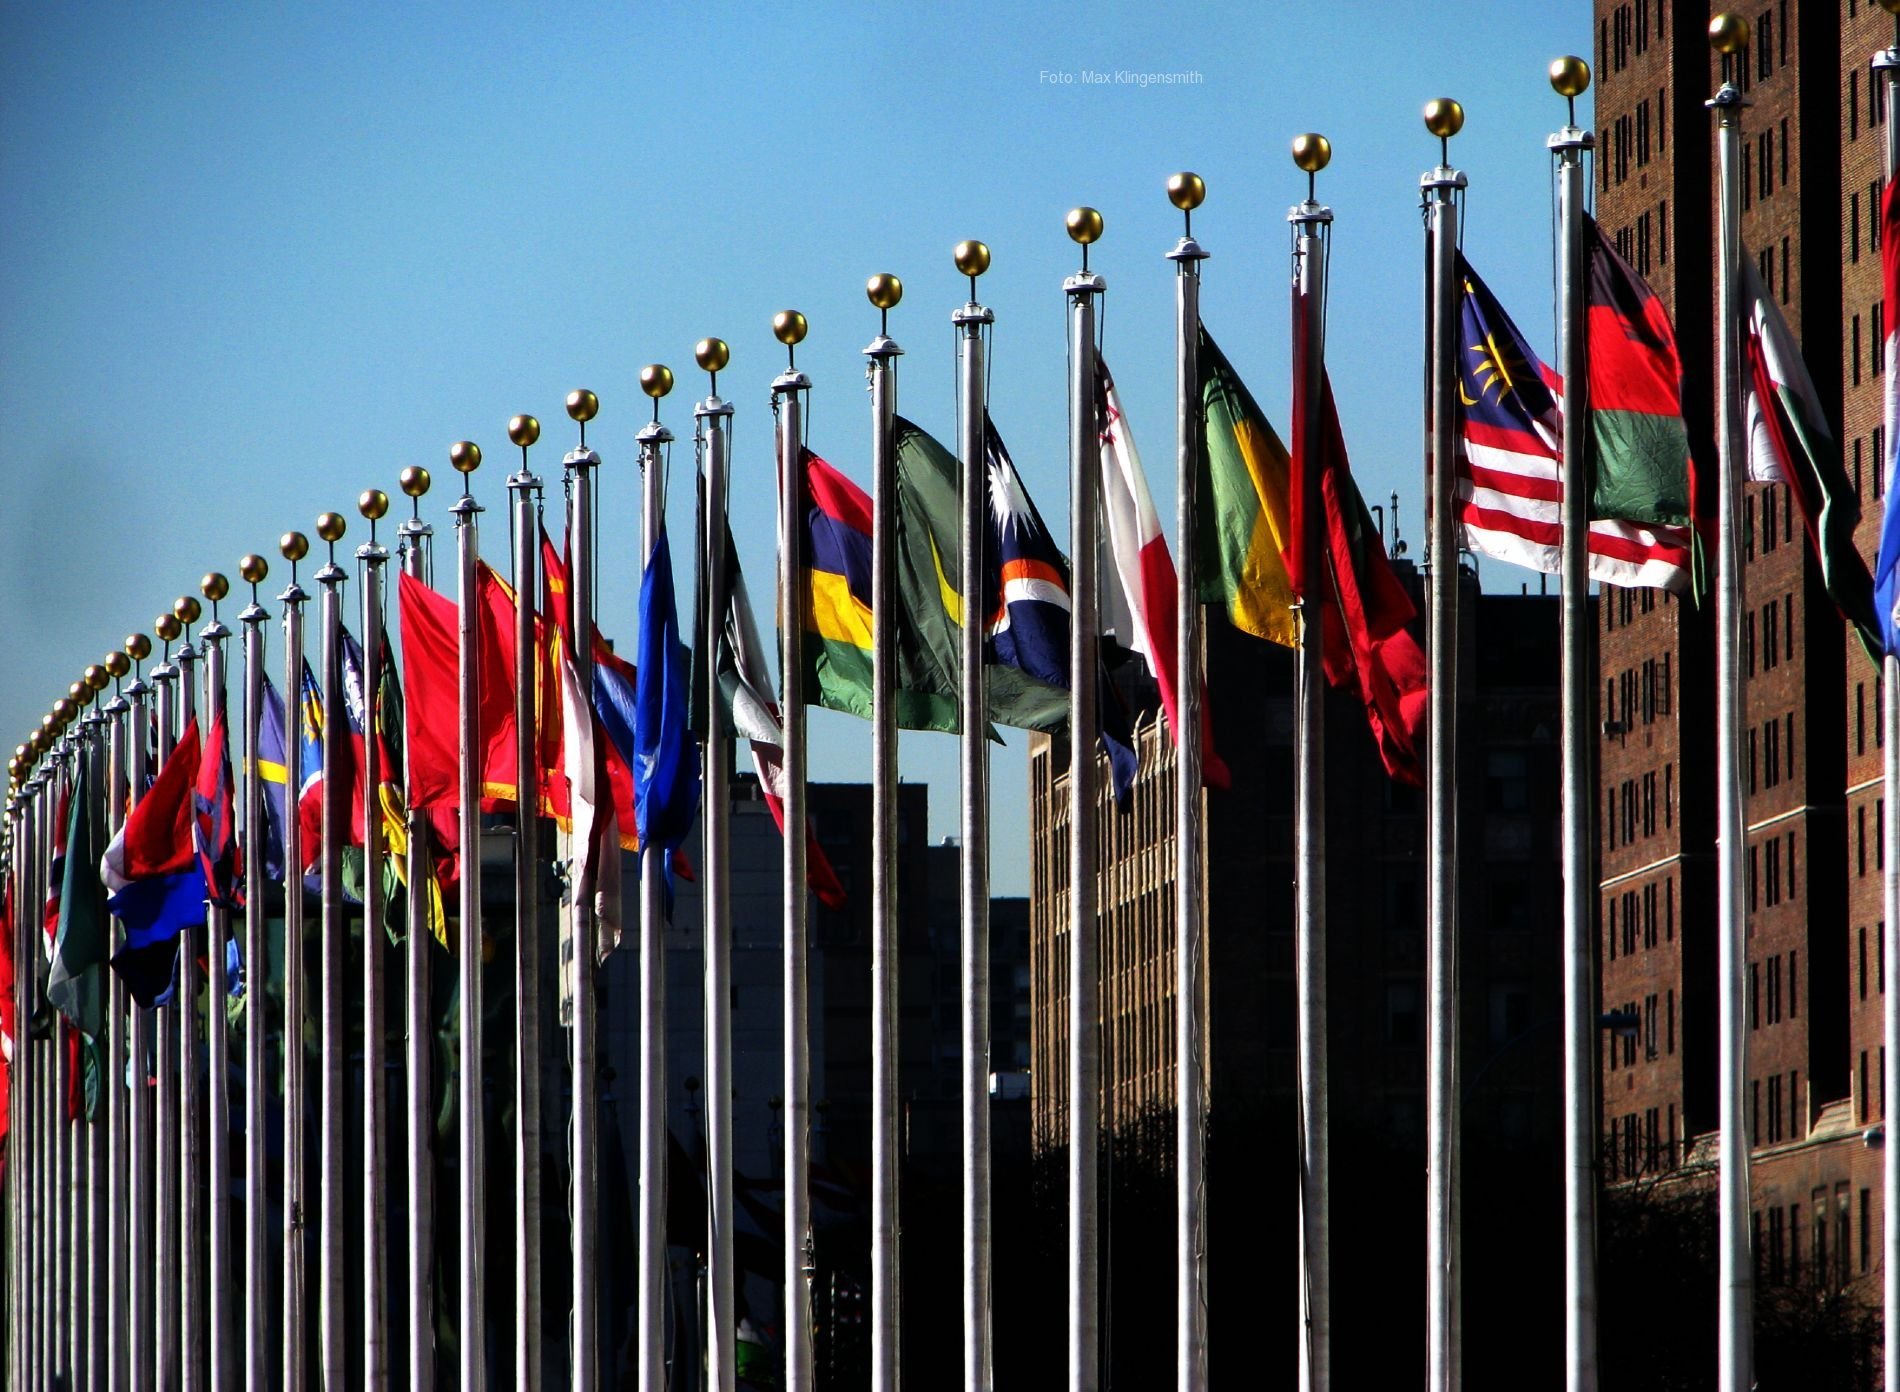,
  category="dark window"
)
[1853,190,1863,264]
[1757,10,1771,78]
